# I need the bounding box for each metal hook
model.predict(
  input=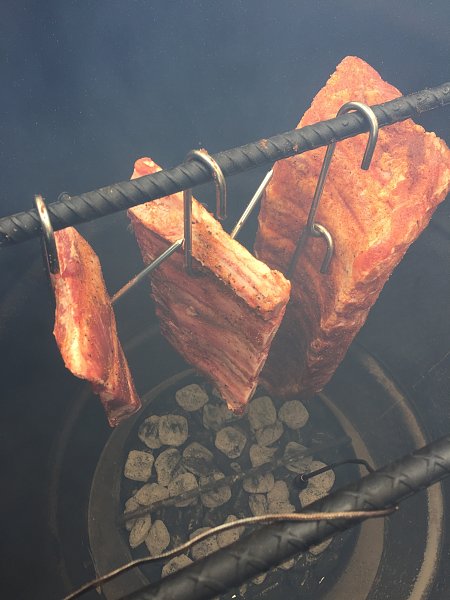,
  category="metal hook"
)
[112,151,225,300]
[230,168,273,239]
[183,149,227,273]
[34,194,60,275]
[287,101,379,277]
[111,238,183,304]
